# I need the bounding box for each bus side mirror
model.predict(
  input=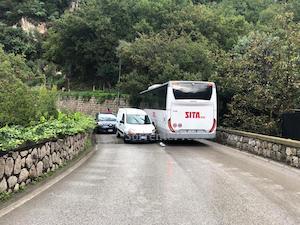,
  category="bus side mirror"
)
[120,120,124,124]
[152,122,155,126]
